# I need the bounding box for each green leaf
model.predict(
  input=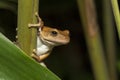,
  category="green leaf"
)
[0,33,61,80]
